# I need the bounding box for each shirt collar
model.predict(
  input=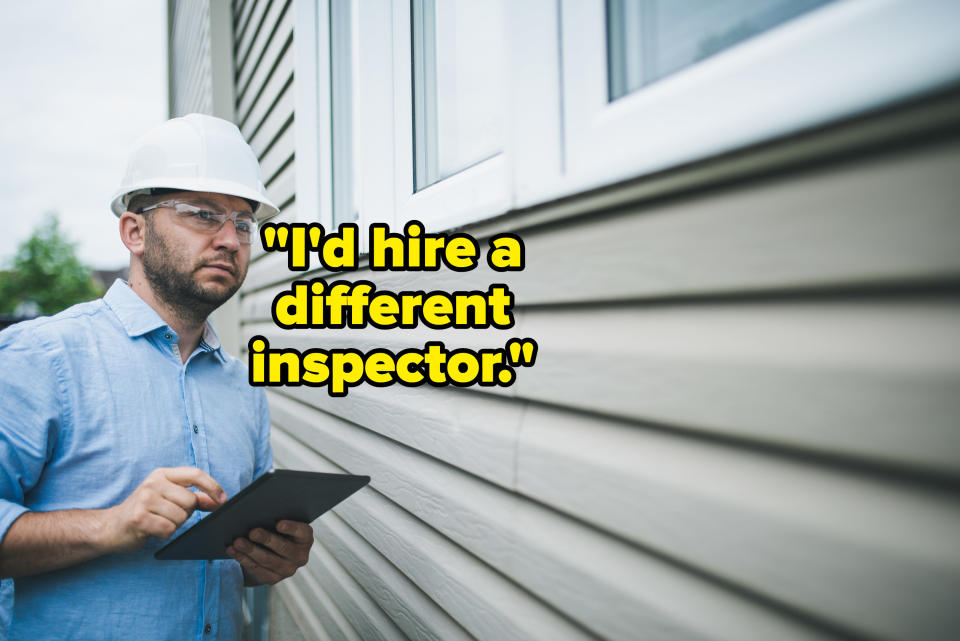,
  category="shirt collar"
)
[199,322,225,360]
[103,279,227,363]
[103,279,166,337]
